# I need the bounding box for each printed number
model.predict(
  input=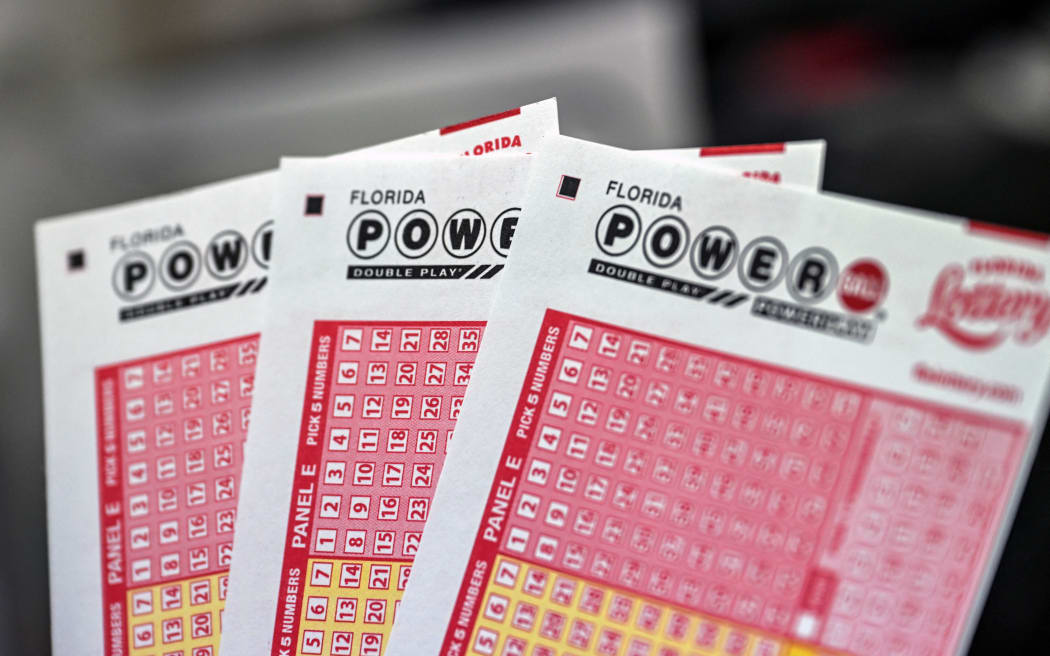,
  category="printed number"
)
[361,633,382,656]
[416,429,438,453]
[568,324,593,350]
[407,497,429,521]
[369,565,391,589]
[340,563,362,588]
[344,530,367,554]
[537,425,562,452]
[337,362,358,384]
[494,560,520,588]
[357,428,379,452]
[459,328,482,352]
[190,612,212,638]
[324,461,347,485]
[161,617,183,643]
[559,358,582,384]
[421,396,442,419]
[132,623,154,648]
[160,584,181,610]
[474,628,499,656]
[403,532,421,556]
[353,462,374,485]
[597,332,621,358]
[342,329,363,351]
[387,429,408,452]
[366,362,388,385]
[484,594,509,621]
[395,362,417,385]
[411,463,433,487]
[526,459,551,486]
[348,496,370,519]
[400,328,421,351]
[362,395,383,419]
[333,395,354,418]
[305,596,328,621]
[319,495,342,518]
[335,598,357,622]
[131,590,153,616]
[391,396,412,419]
[425,362,446,385]
[371,329,392,351]
[429,329,450,352]
[548,392,572,418]
[311,561,333,587]
[329,428,350,452]
[301,629,324,655]
[315,529,338,553]
[331,631,354,655]
[383,463,404,486]
[378,496,400,520]
[454,362,473,386]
